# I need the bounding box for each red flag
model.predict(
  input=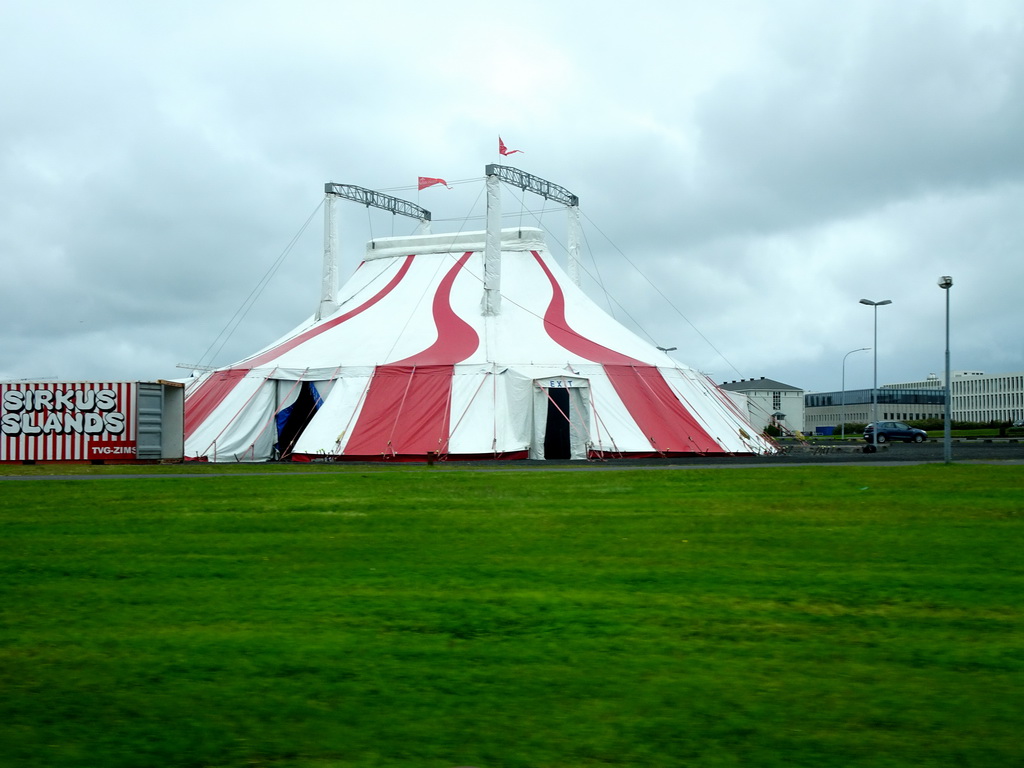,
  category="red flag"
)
[498,136,523,156]
[418,176,451,190]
